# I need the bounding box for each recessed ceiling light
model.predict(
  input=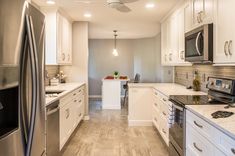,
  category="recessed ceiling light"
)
[84,13,92,18]
[145,3,155,8]
[46,0,55,5]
